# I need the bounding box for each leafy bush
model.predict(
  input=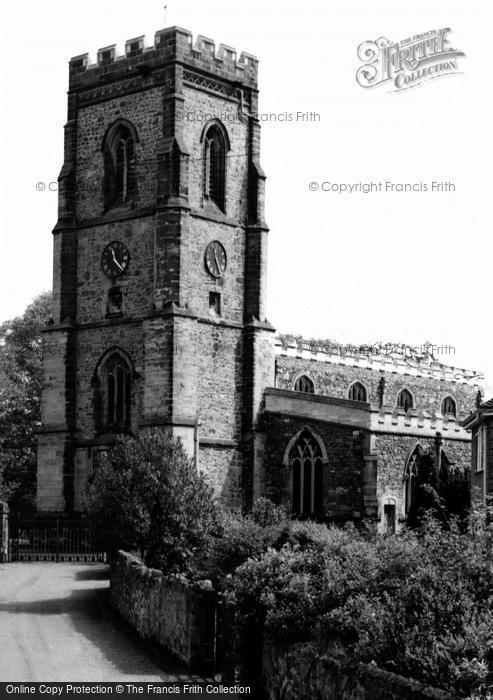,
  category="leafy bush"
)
[87,429,219,573]
[226,513,493,695]
[200,504,286,585]
[251,497,288,527]
[407,448,470,528]
[200,500,335,586]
